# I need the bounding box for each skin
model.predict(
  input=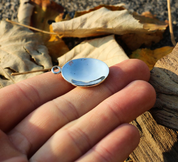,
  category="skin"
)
[0,59,156,162]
